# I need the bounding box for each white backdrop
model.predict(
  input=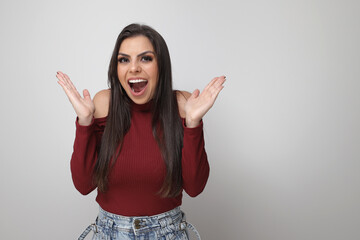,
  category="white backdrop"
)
[1,0,359,239]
